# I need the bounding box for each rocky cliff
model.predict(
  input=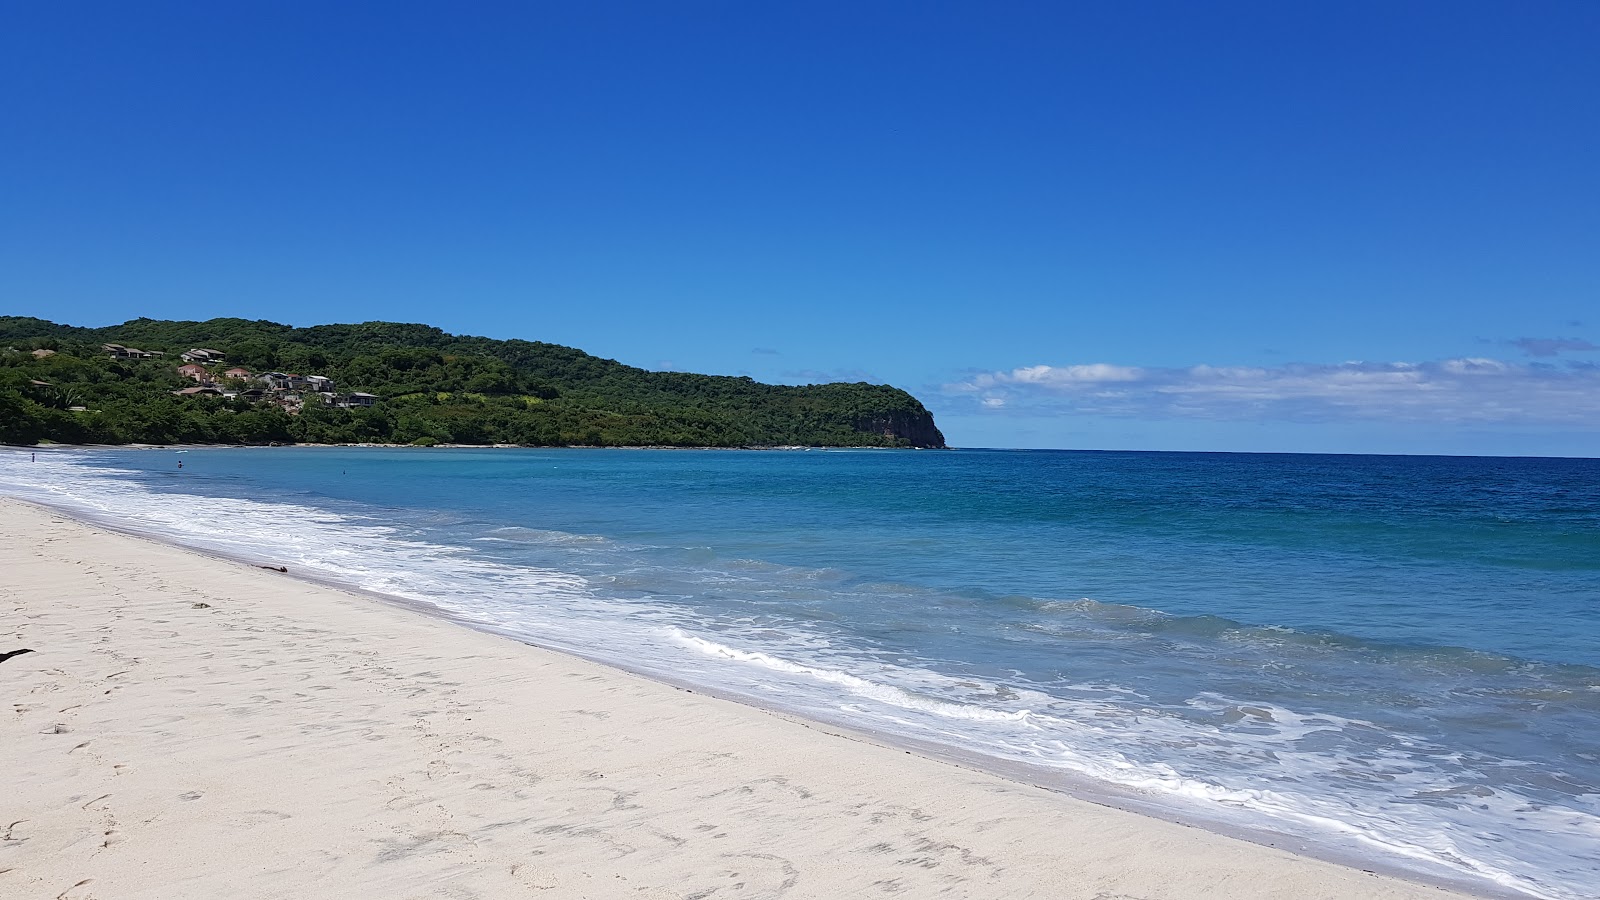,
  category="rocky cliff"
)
[856,410,946,449]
